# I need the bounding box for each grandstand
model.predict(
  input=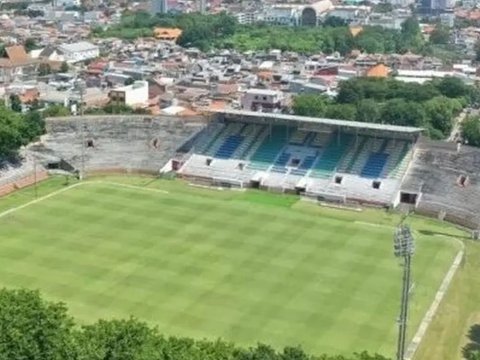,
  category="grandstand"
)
[177,110,420,206]
[20,110,480,229]
[401,139,480,229]
[28,115,205,175]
